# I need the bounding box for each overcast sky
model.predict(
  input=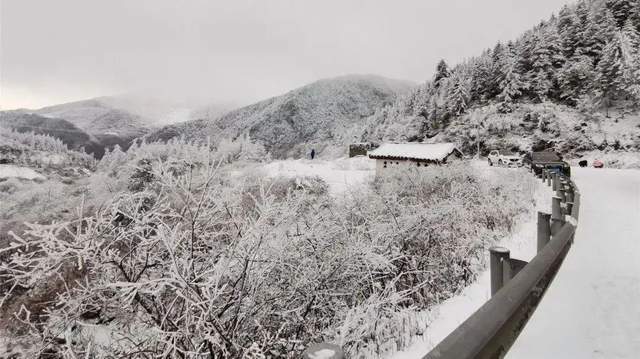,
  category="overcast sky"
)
[1,0,576,110]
